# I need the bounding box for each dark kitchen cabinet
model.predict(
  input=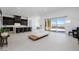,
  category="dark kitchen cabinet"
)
[14,15,21,23]
[3,27,13,31]
[21,19,28,26]
[16,27,32,33]
[3,16,14,25]
[3,16,28,26]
